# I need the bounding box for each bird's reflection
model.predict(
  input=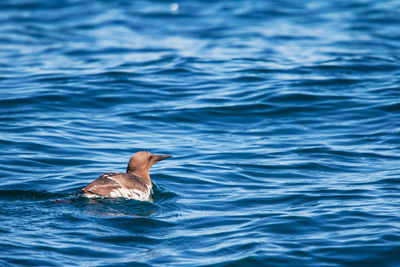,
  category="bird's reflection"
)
[53,195,158,217]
